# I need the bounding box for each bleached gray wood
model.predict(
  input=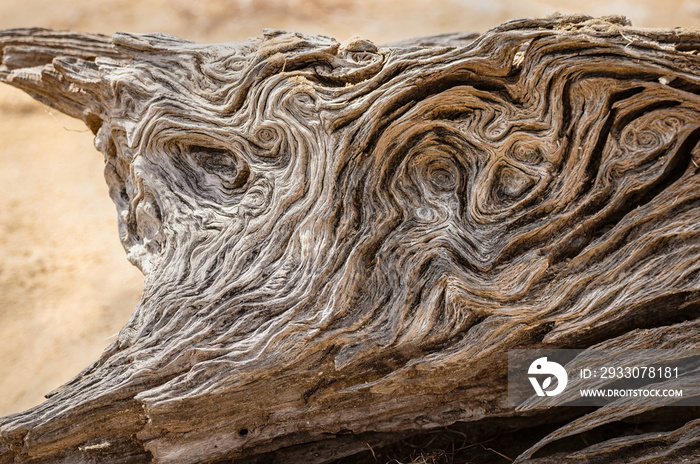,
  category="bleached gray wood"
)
[1,15,700,463]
